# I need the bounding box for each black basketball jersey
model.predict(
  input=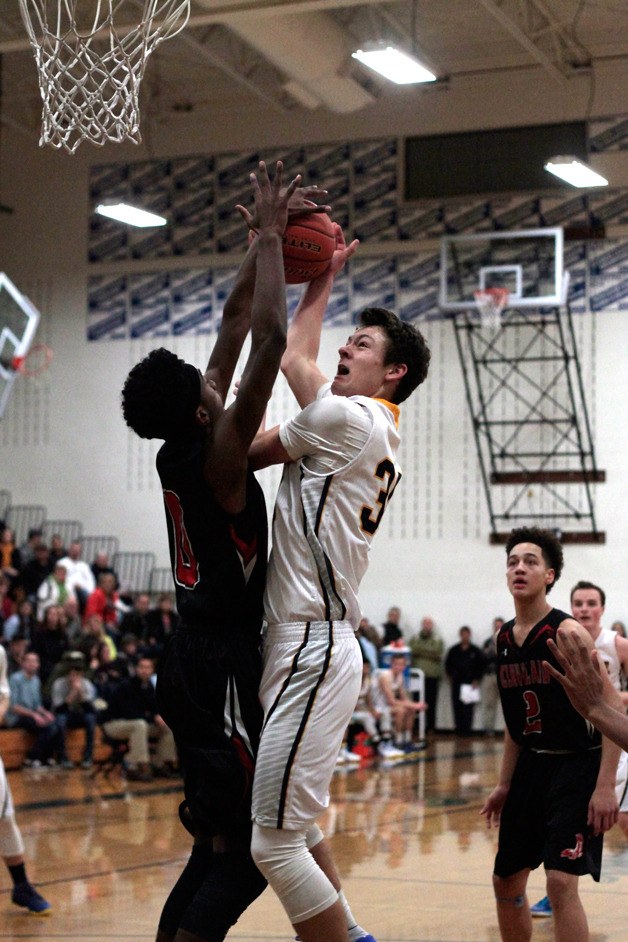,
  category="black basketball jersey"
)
[156,437,267,635]
[496,608,601,752]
